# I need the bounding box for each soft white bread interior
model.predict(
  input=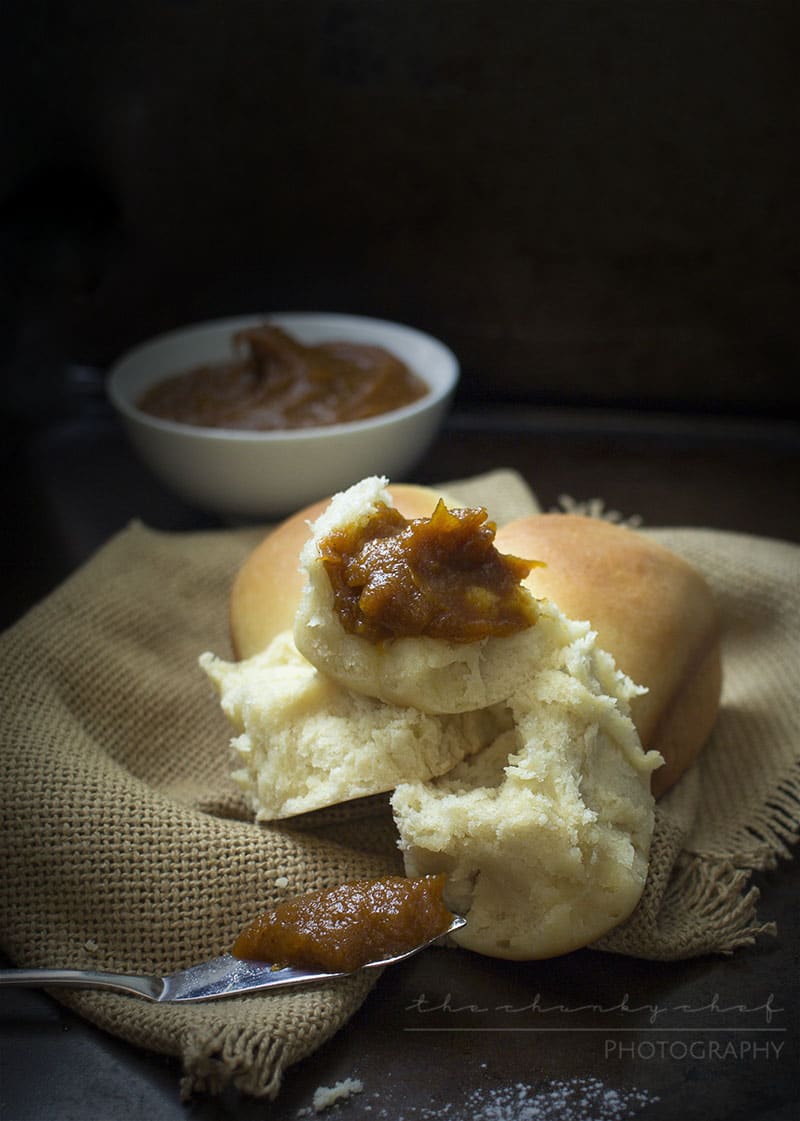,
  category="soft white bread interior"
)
[201,632,504,820]
[391,610,660,958]
[494,515,722,797]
